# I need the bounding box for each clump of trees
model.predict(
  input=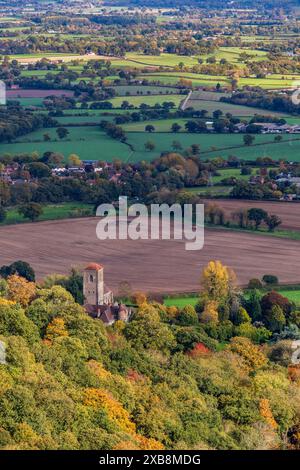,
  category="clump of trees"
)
[205,203,282,232]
